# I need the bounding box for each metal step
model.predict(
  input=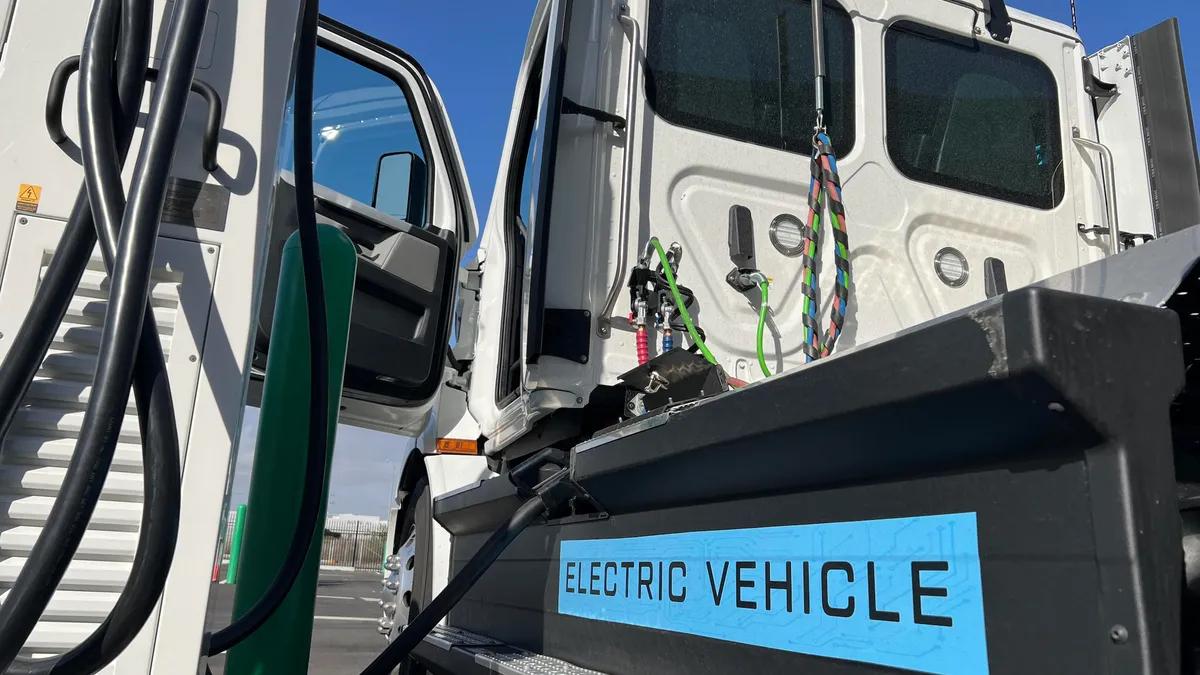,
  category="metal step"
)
[415,626,608,675]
